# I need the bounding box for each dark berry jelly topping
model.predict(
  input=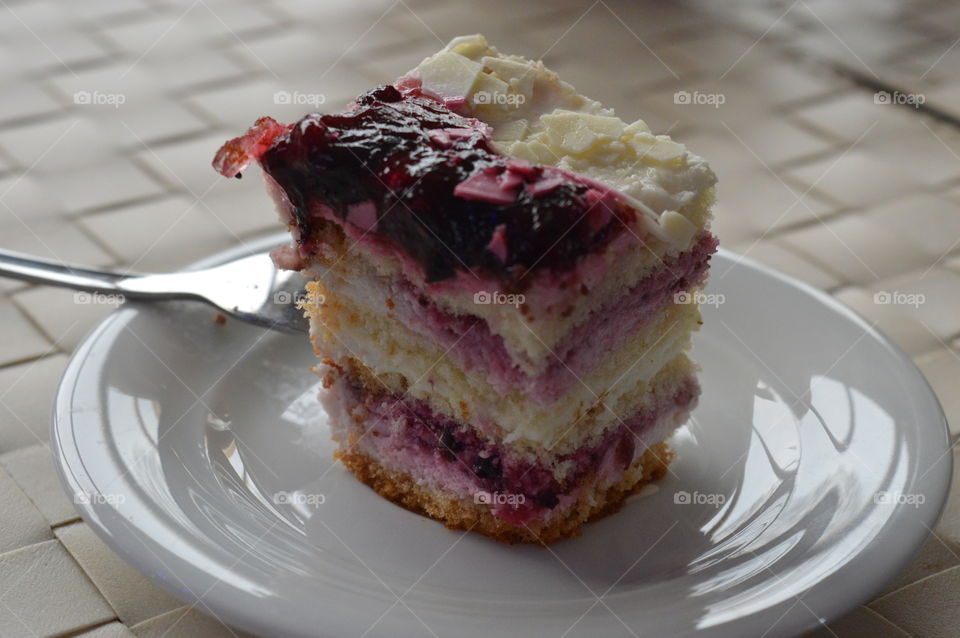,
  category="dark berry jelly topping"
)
[235,85,634,288]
